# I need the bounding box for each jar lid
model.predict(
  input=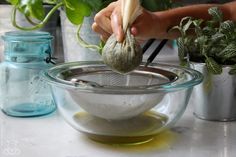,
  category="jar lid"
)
[2,31,53,42]
[2,31,54,62]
